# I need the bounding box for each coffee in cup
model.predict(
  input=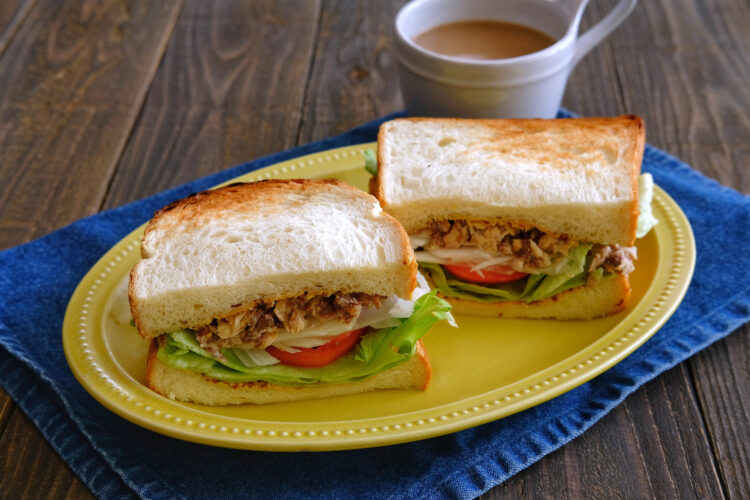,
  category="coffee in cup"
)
[413,20,556,60]
[394,0,638,118]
